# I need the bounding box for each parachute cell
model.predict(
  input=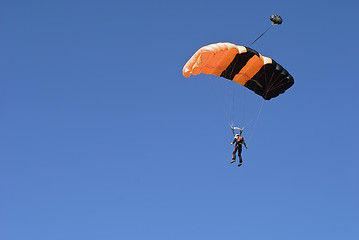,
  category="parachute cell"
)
[182,42,294,100]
